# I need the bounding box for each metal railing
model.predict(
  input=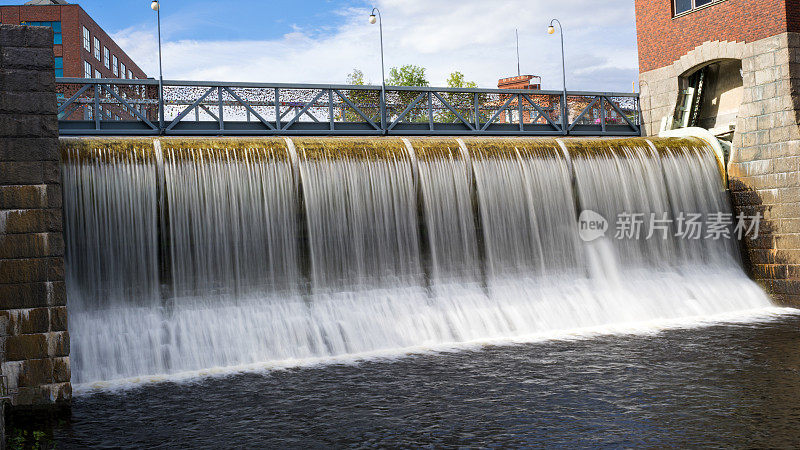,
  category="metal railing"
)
[57,78,642,137]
